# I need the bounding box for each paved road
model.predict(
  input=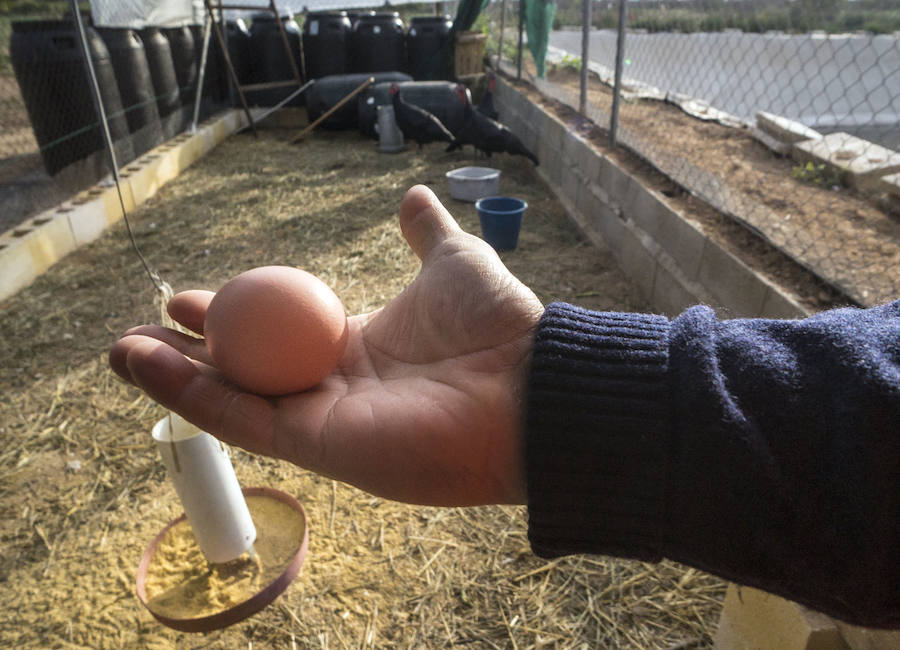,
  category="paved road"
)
[550,29,900,149]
